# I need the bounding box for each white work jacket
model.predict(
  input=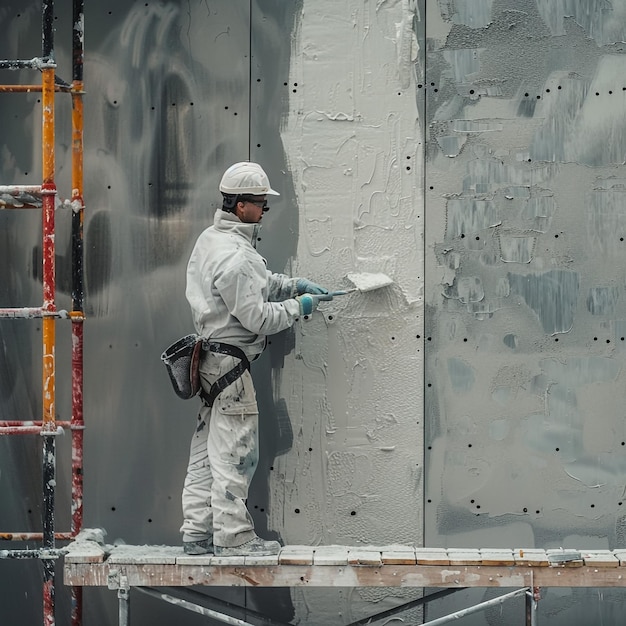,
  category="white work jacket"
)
[186,209,301,359]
